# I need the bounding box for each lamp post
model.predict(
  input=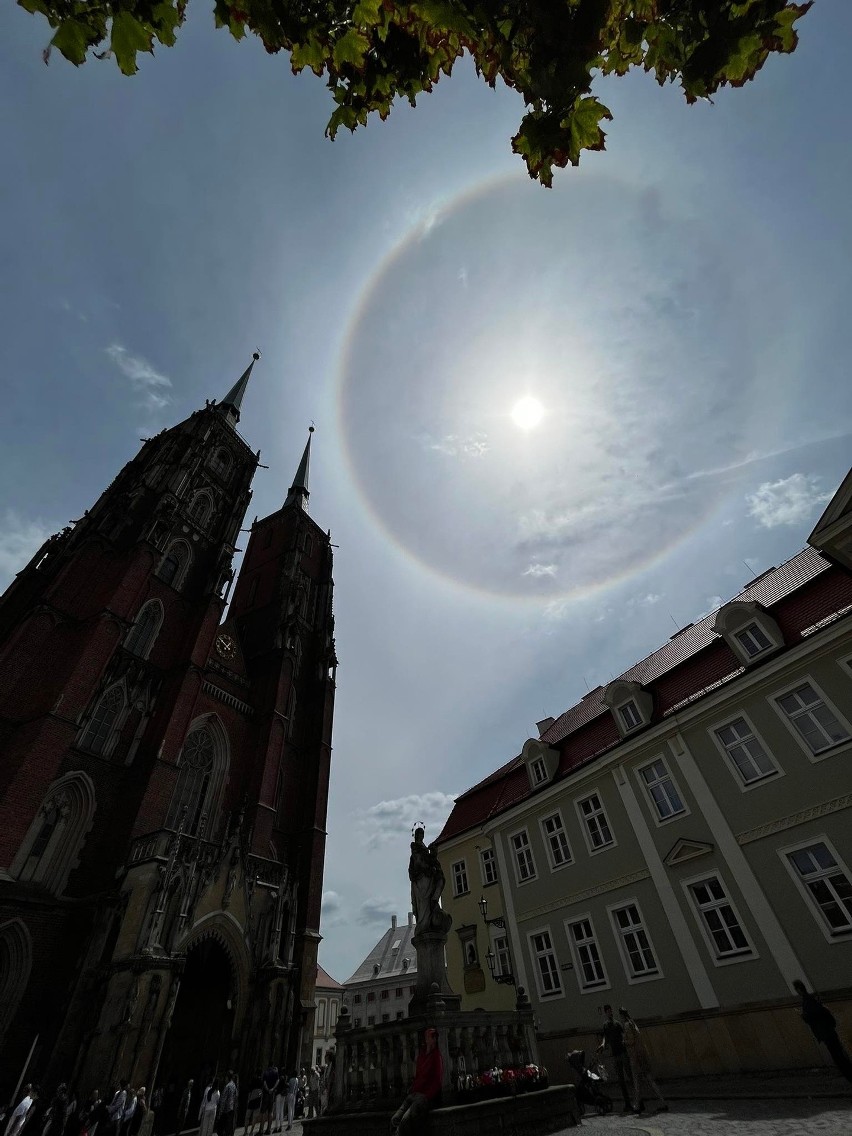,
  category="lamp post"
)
[478,897,515,985]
